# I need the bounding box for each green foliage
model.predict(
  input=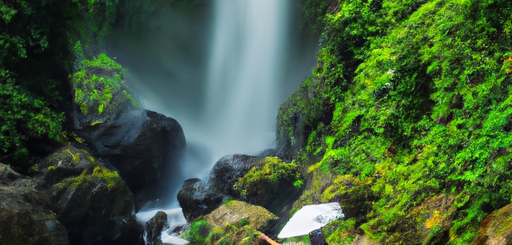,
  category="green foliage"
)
[0,0,127,171]
[284,0,512,243]
[298,0,331,34]
[323,219,357,244]
[71,47,140,118]
[185,219,211,245]
[183,217,263,245]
